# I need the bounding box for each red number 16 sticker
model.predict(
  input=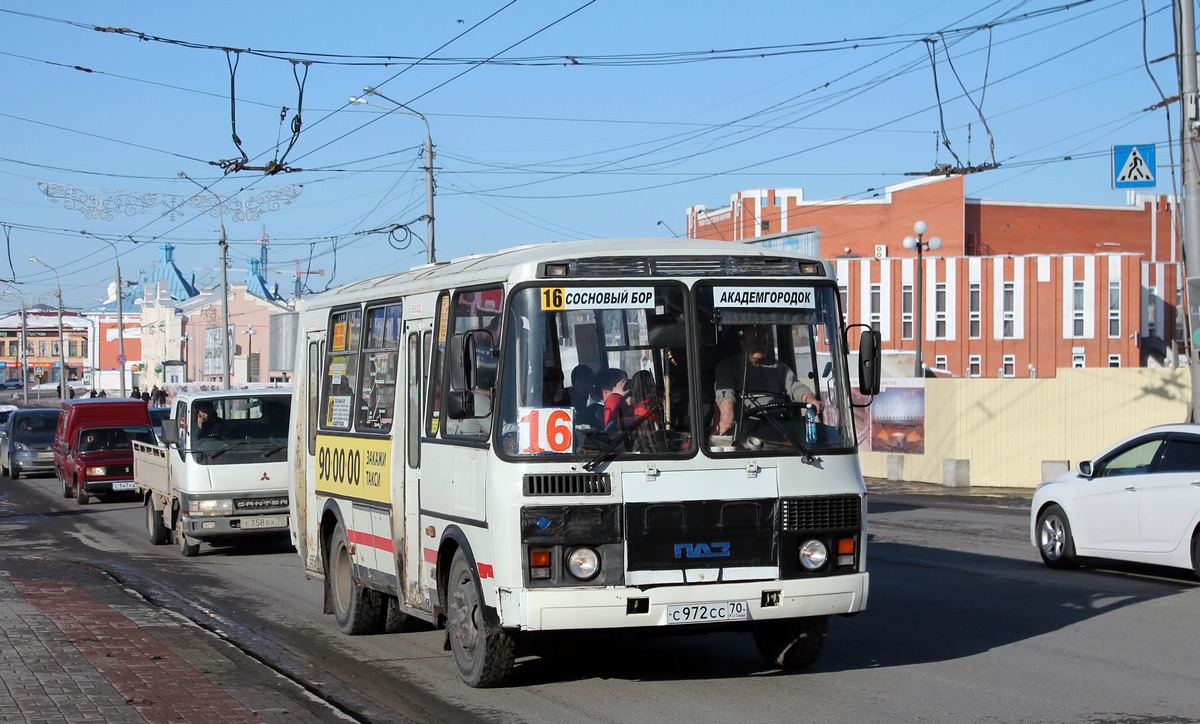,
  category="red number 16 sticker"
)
[518,407,574,454]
